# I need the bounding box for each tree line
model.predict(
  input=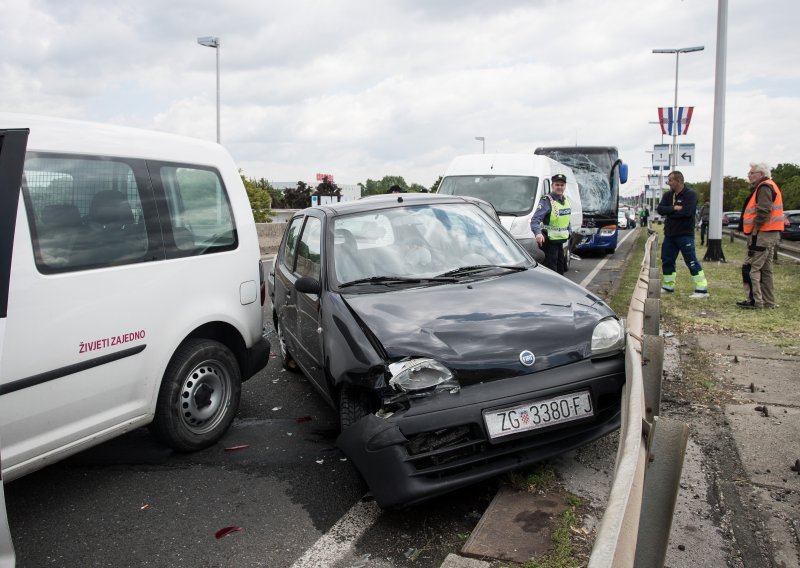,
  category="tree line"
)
[690,162,800,212]
[239,173,443,222]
